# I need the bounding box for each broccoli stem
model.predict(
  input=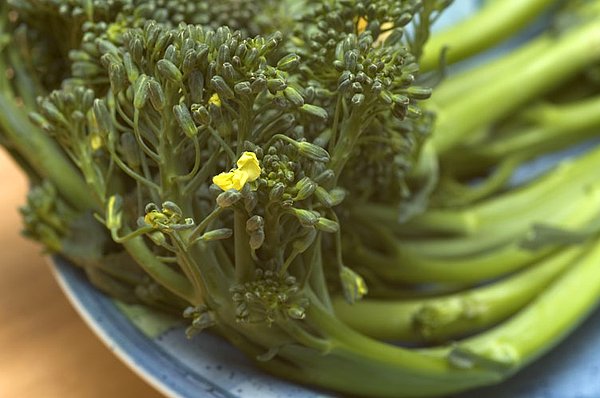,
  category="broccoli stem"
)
[234,210,256,283]
[366,173,600,256]
[262,233,600,398]
[347,146,600,284]
[353,198,599,286]
[119,235,196,303]
[264,293,505,398]
[421,0,556,71]
[423,238,600,374]
[305,237,334,311]
[0,94,95,211]
[330,104,368,179]
[83,266,142,303]
[431,35,553,108]
[0,12,94,211]
[366,142,600,239]
[349,238,552,285]
[432,155,524,207]
[446,94,600,176]
[333,244,582,342]
[432,19,600,153]
[186,241,236,307]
